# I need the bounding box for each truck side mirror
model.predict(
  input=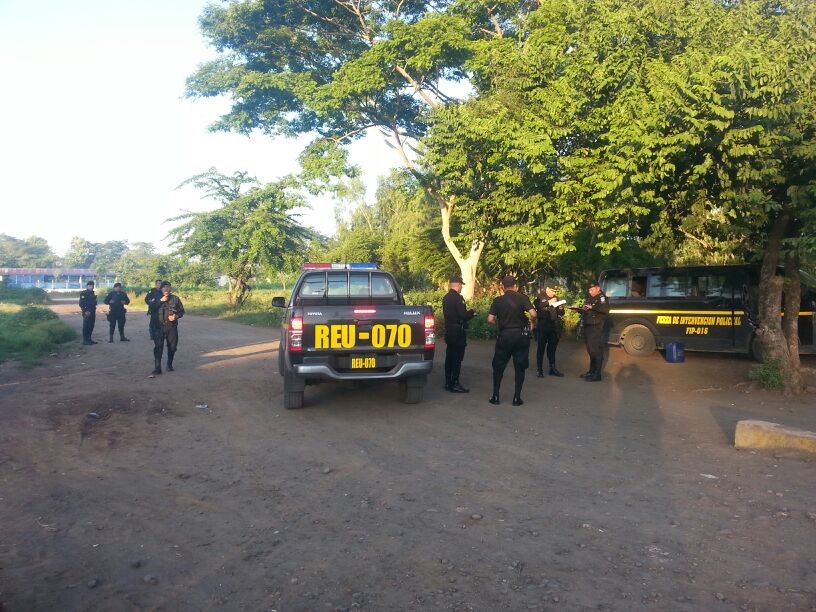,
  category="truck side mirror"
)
[272,297,287,308]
